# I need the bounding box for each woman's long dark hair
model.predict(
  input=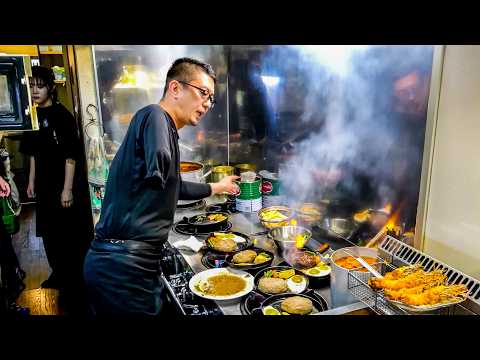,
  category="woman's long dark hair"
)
[31,66,58,103]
